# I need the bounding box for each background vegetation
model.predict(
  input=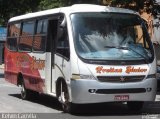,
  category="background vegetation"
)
[0,0,159,26]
